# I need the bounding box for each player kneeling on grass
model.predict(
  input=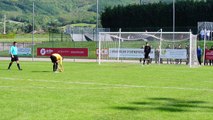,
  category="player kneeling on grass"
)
[50,53,64,72]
